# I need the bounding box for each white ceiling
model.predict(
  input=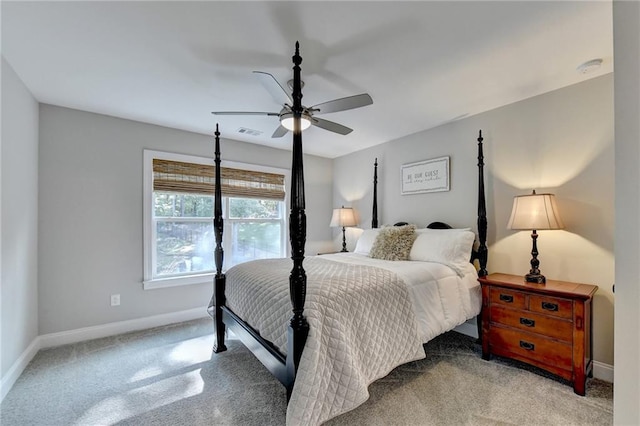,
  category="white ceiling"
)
[2,1,613,159]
